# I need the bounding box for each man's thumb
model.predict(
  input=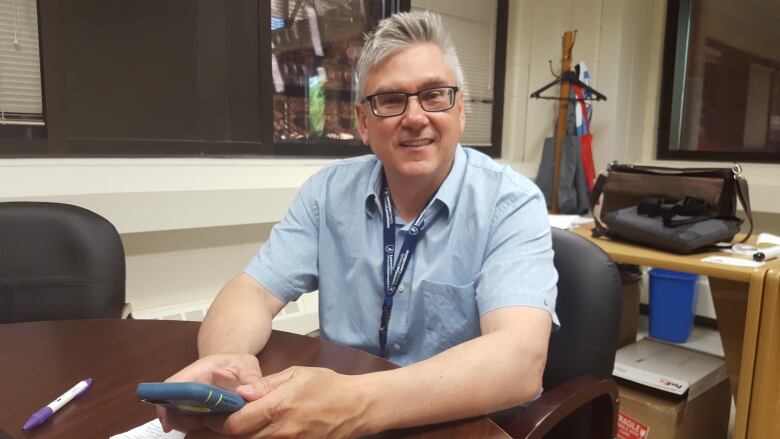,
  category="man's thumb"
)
[235,369,291,401]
